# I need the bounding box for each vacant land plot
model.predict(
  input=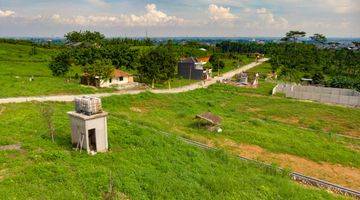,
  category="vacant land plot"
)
[0,102,339,199]
[101,84,360,190]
